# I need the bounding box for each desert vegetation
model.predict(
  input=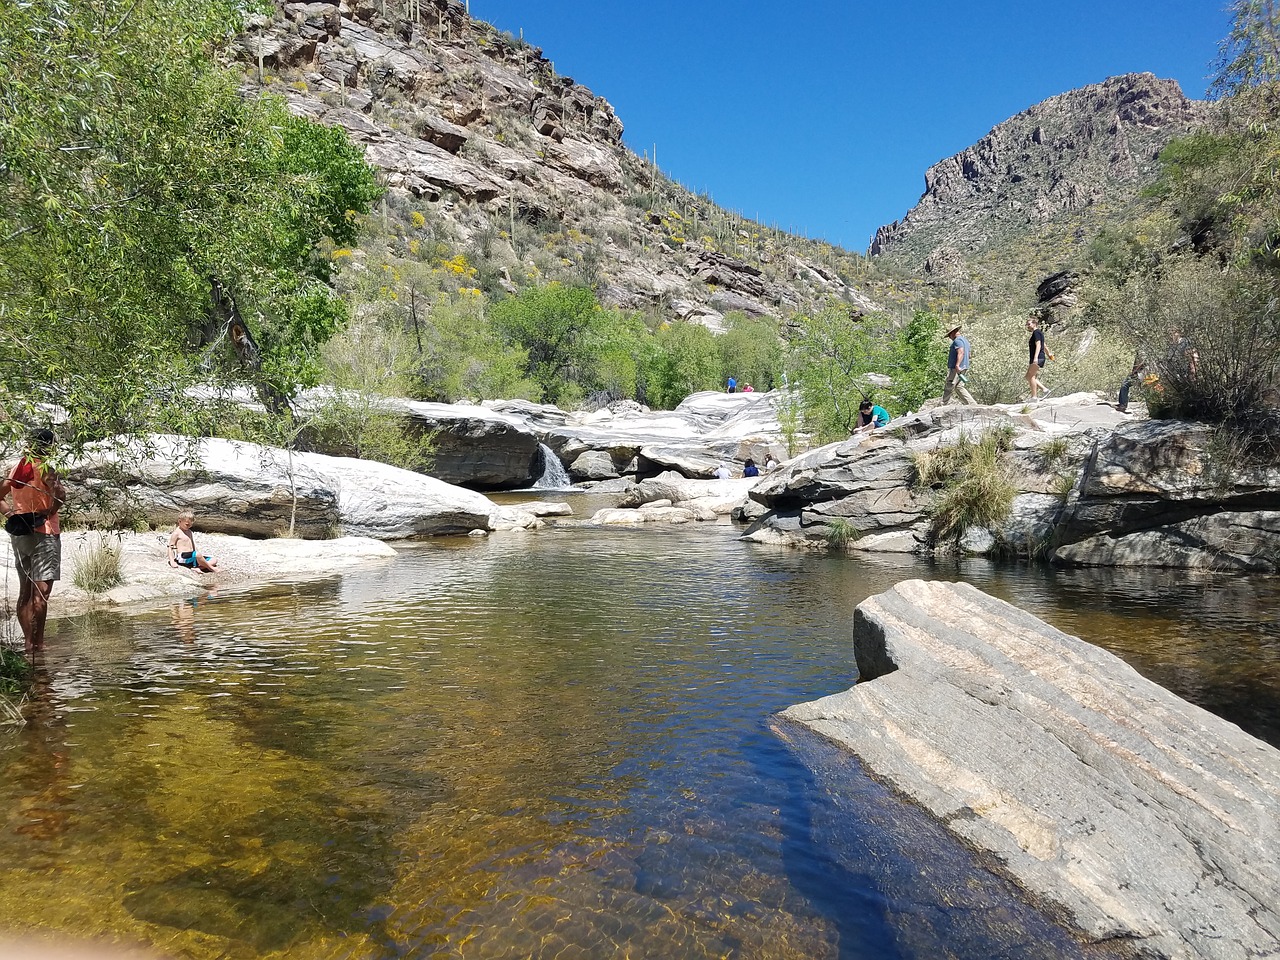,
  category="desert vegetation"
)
[4,0,1278,482]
